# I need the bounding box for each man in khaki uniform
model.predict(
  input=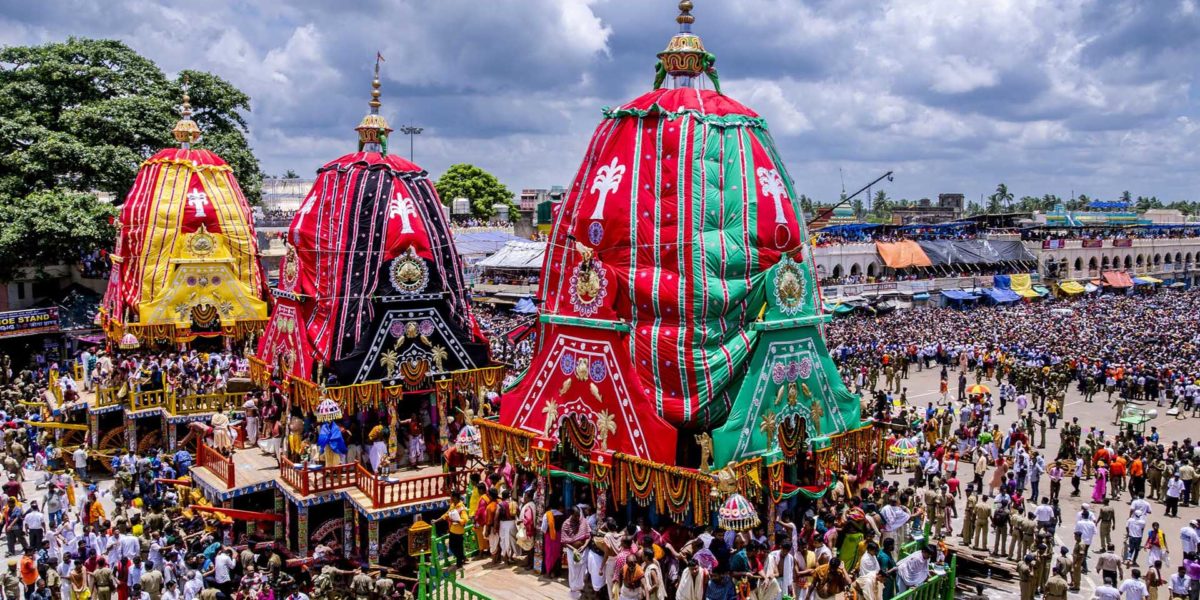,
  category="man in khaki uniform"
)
[973,501,991,551]
[1071,532,1087,592]
[1018,554,1035,600]
[1098,499,1116,551]
[961,487,978,545]
[992,503,1011,557]
[92,558,115,600]
[1044,565,1069,600]
[1007,511,1026,559]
